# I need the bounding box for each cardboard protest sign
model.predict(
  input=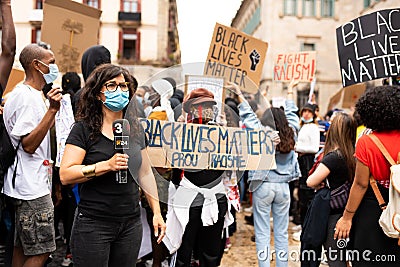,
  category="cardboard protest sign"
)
[327,88,343,111]
[327,83,366,110]
[274,51,317,82]
[41,0,102,73]
[204,23,269,94]
[140,119,276,171]
[185,75,225,123]
[336,8,400,87]
[342,83,366,108]
[4,68,25,95]
[272,96,286,108]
